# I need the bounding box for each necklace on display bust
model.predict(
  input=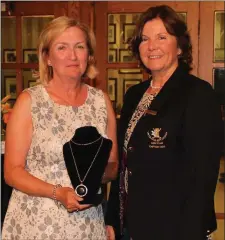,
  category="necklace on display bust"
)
[150,81,162,89]
[70,135,102,146]
[68,136,103,197]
